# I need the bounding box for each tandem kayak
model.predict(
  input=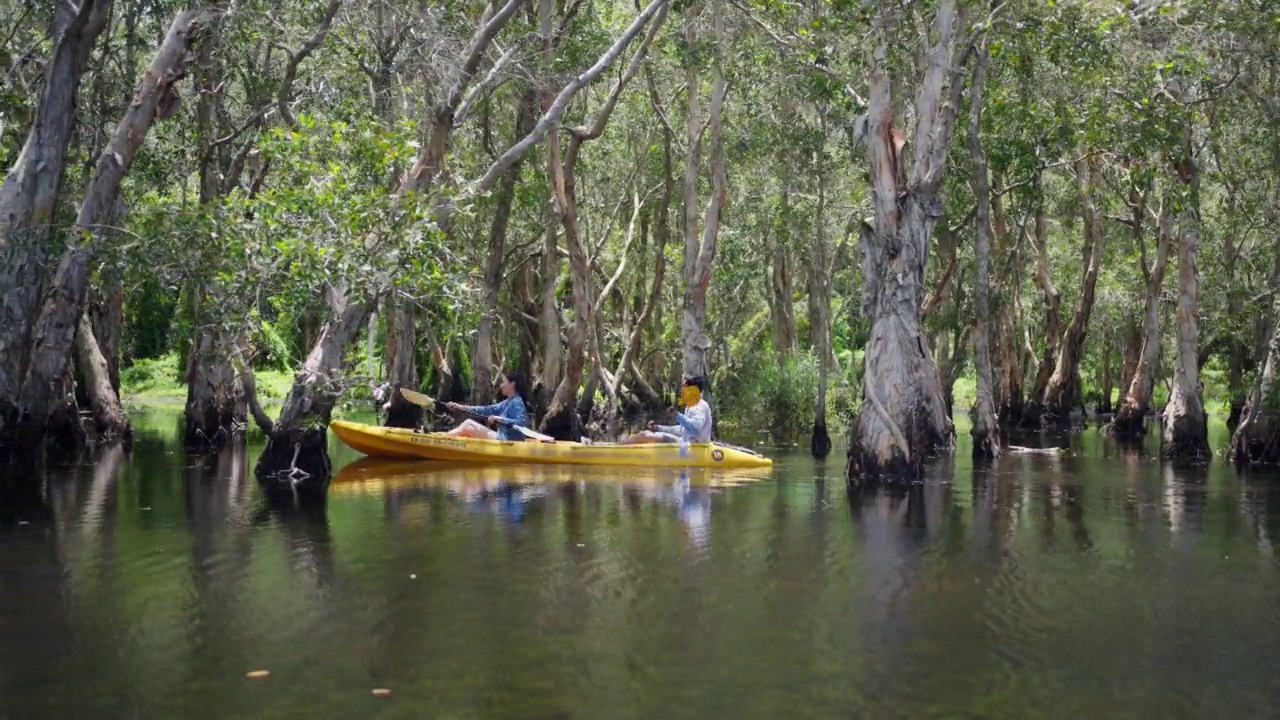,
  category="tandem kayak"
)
[329,420,773,469]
